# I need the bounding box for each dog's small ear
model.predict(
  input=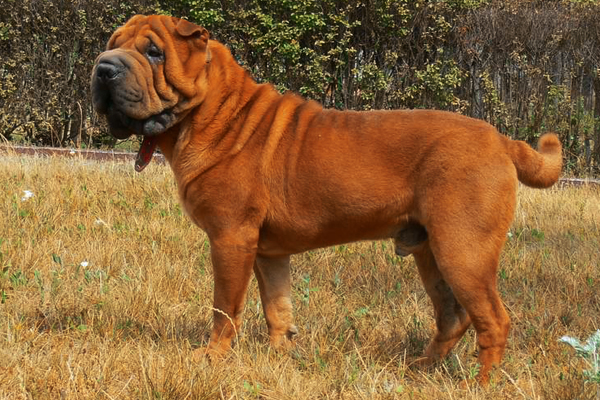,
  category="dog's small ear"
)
[176,19,209,43]
[175,19,211,62]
